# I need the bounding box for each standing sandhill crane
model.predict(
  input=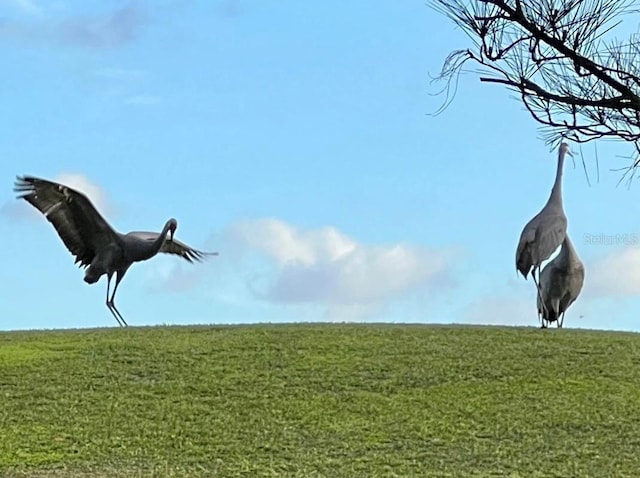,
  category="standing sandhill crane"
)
[537,235,585,328]
[516,142,573,317]
[14,175,218,327]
